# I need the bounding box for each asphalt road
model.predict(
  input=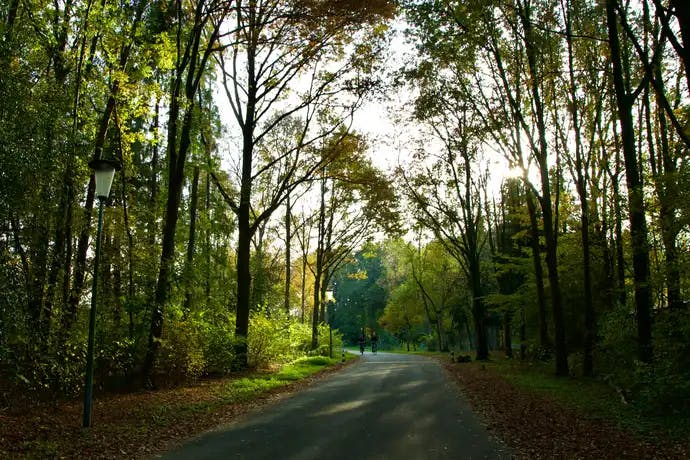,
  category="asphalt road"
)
[161,352,508,460]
